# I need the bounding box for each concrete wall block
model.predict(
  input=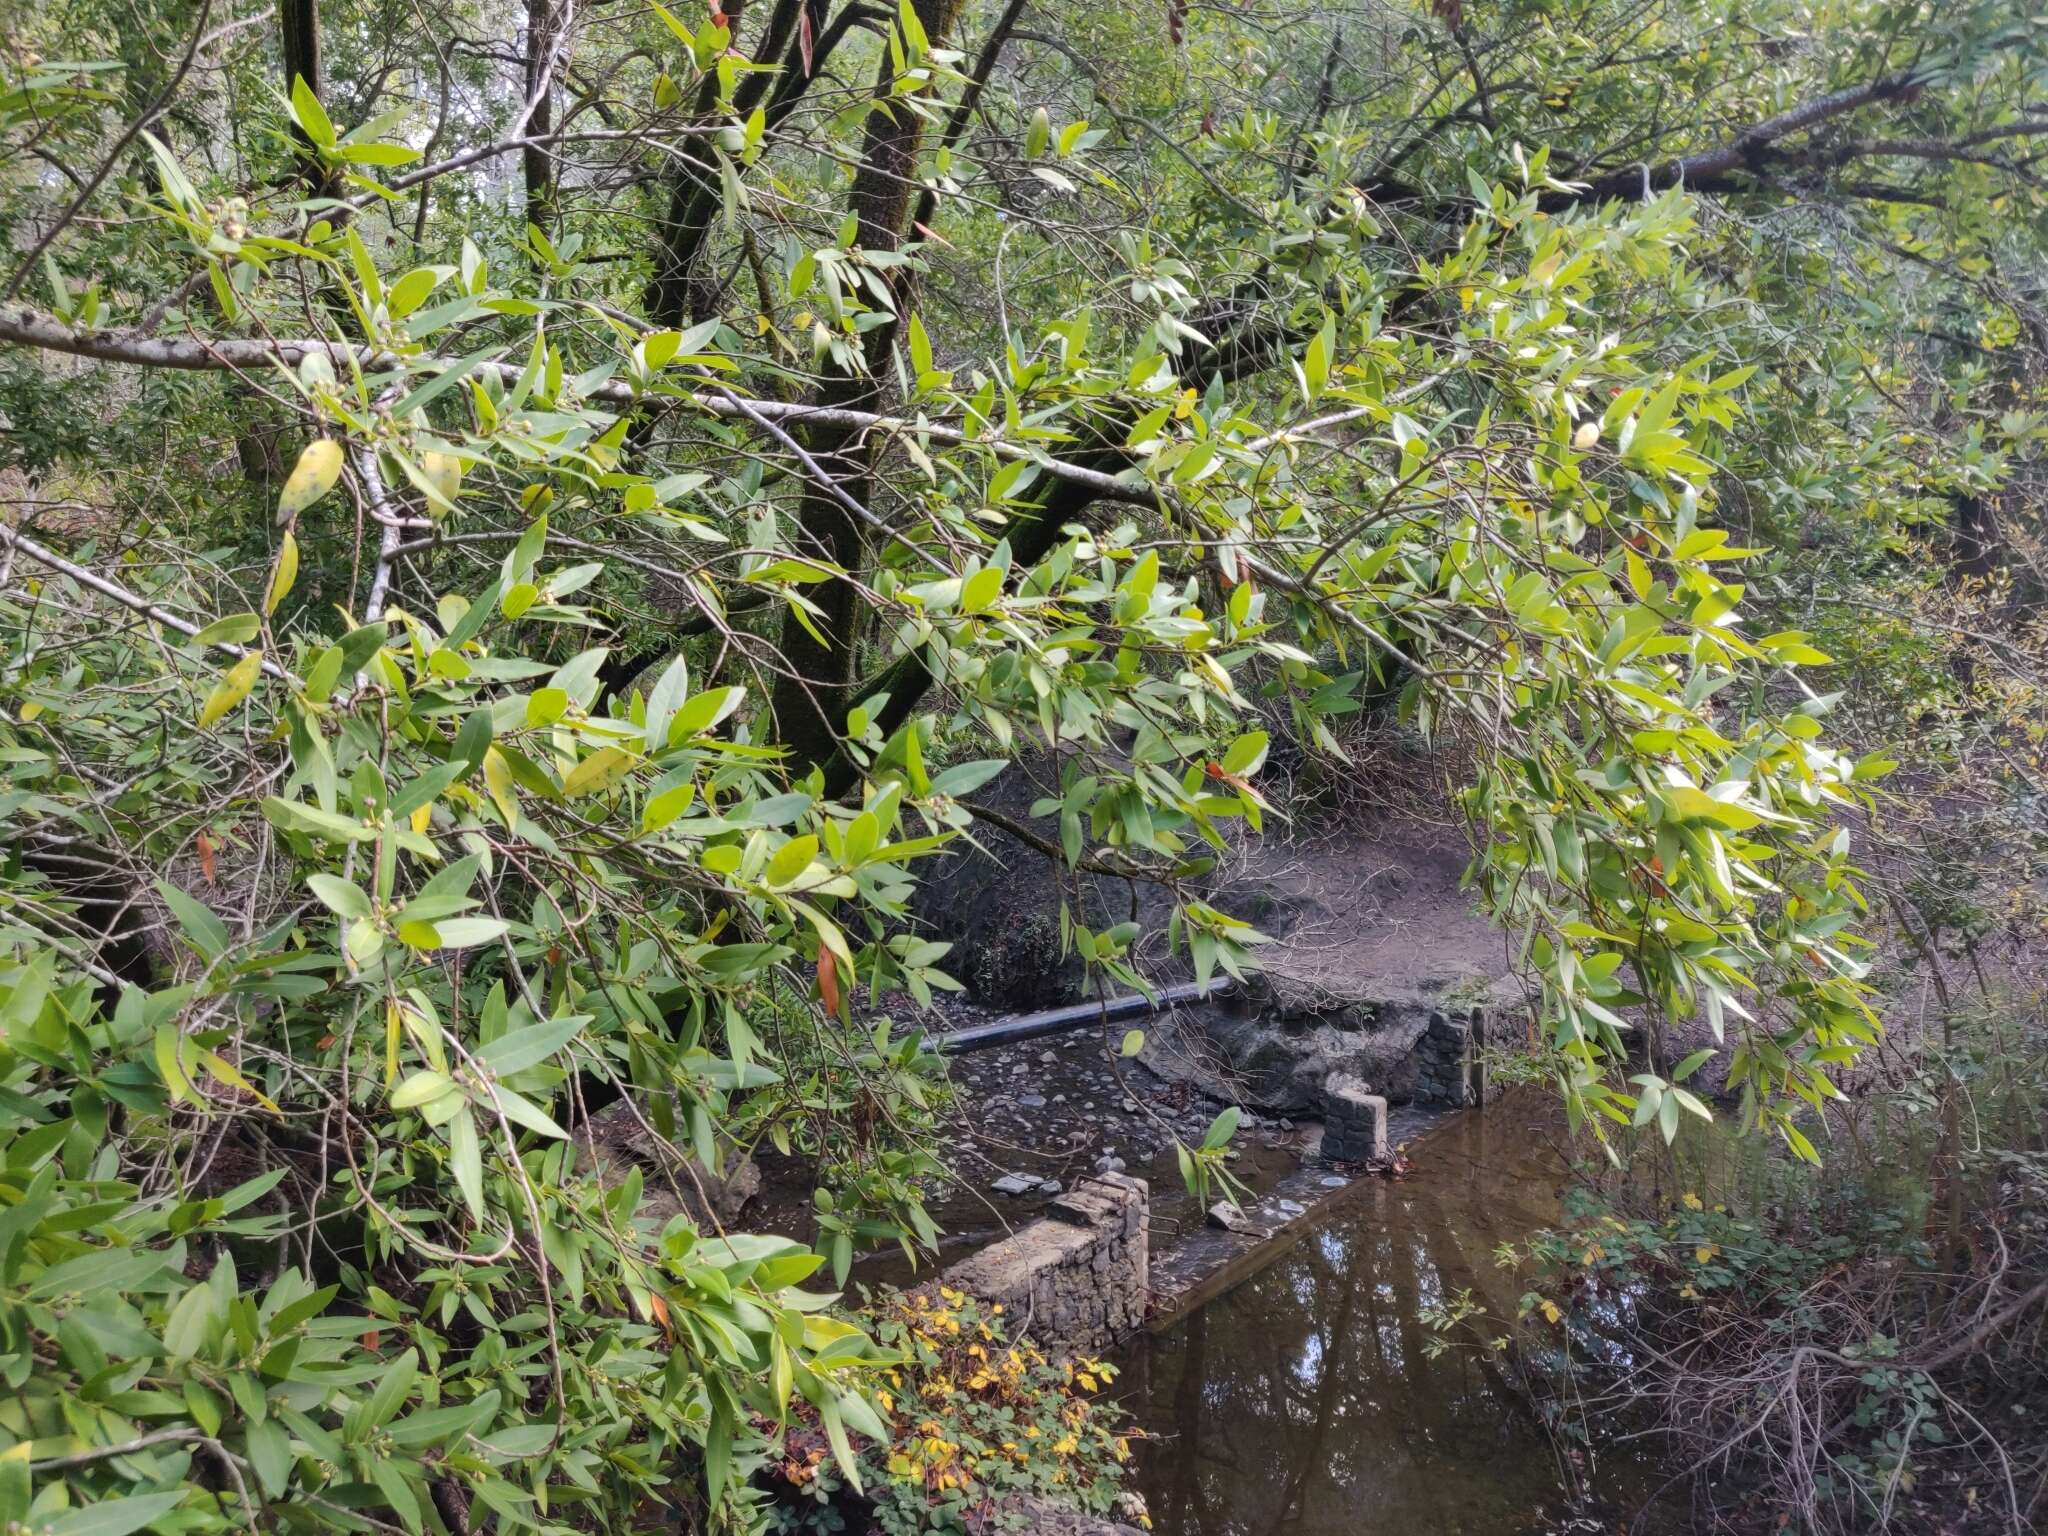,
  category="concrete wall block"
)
[1415,1009,1479,1106]
[940,1172,1149,1352]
